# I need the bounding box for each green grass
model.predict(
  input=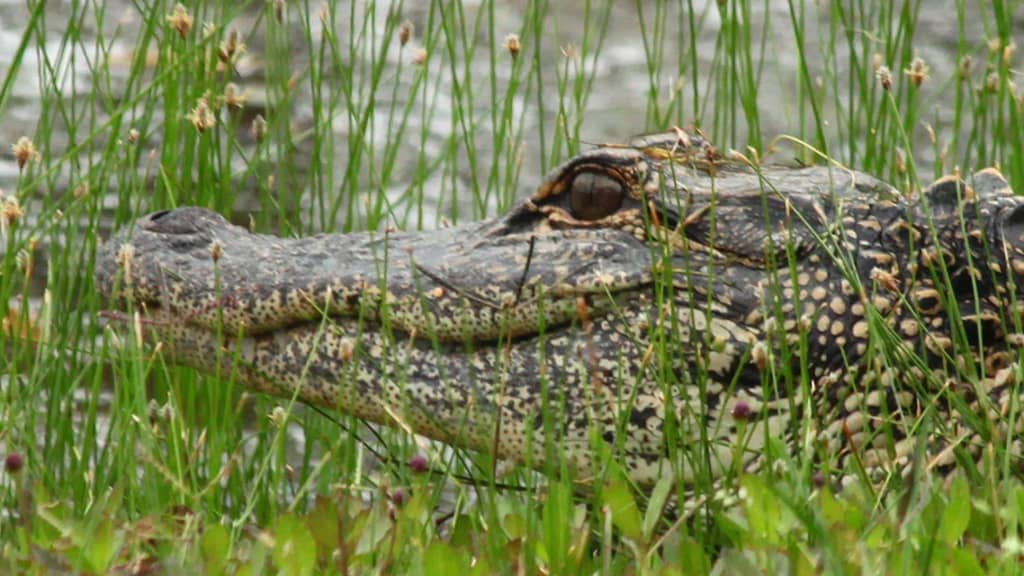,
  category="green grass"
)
[1,0,1024,573]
